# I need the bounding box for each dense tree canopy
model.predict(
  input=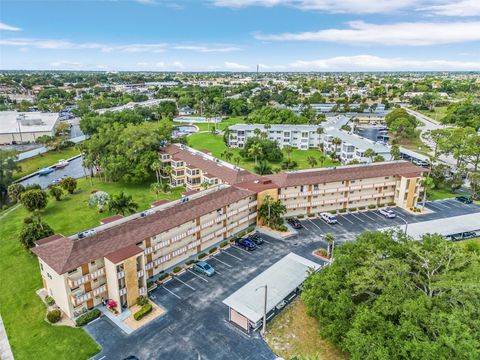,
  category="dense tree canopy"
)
[239,136,283,163]
[0,150,20,203]
[247,106,308,125]
[442,101,480,130]
[385,108,419,139]
[302,231,480,360]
